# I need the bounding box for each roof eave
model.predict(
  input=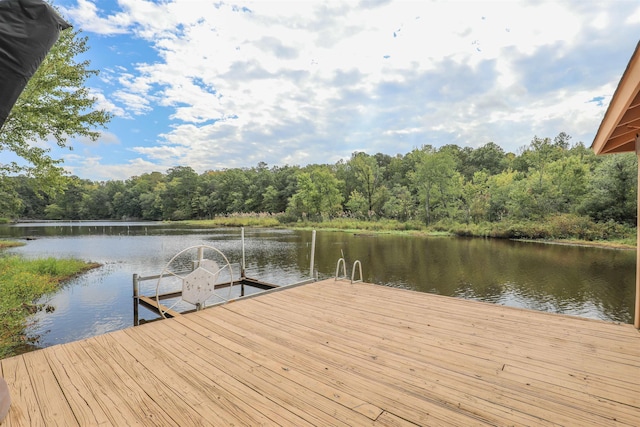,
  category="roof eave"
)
[592,41,640,155]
